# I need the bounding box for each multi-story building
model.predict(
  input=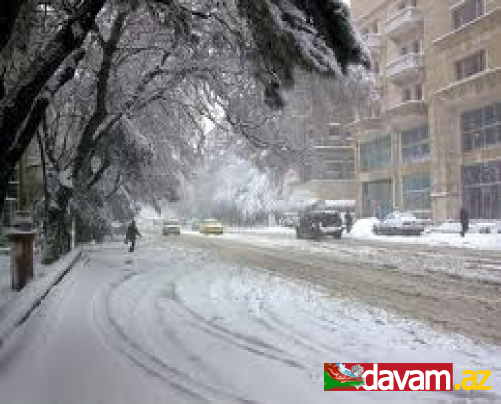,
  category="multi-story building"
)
[349,0,501,222]
[284,75,357,202]
[296,123,357,201]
